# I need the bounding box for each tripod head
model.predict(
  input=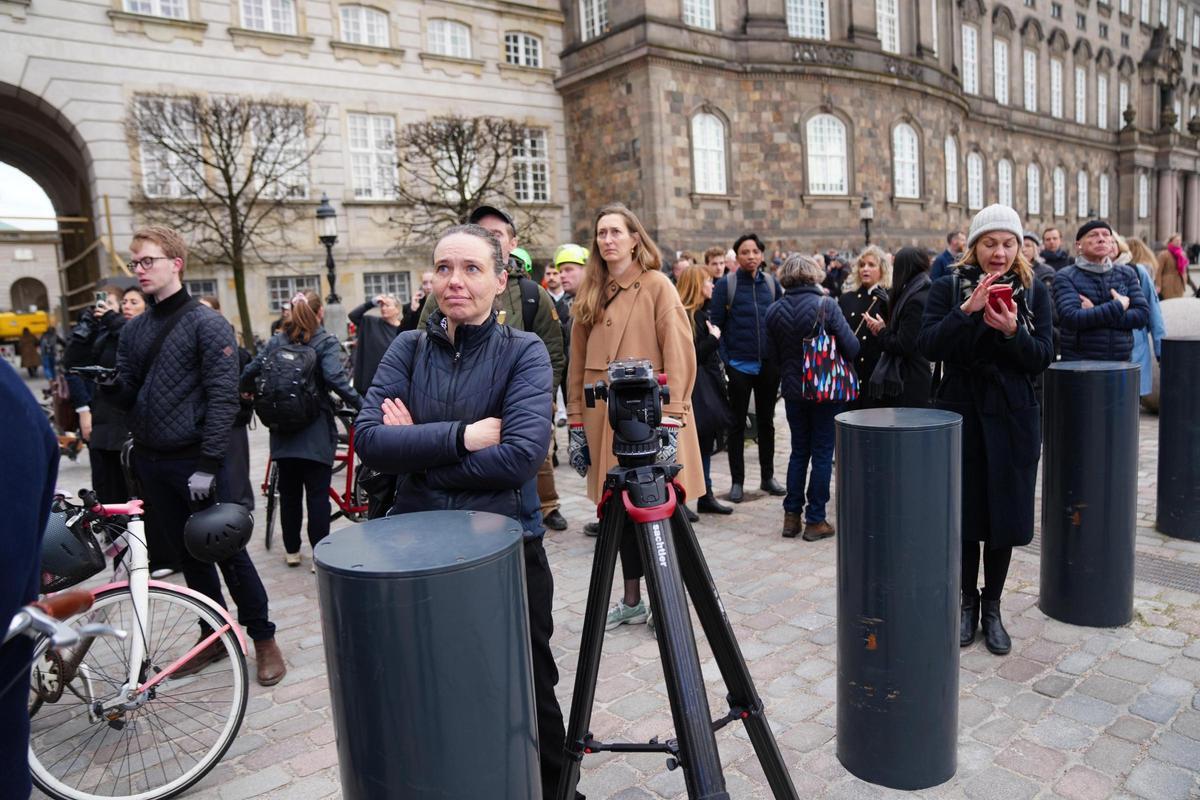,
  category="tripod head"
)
[584,359,670,467]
